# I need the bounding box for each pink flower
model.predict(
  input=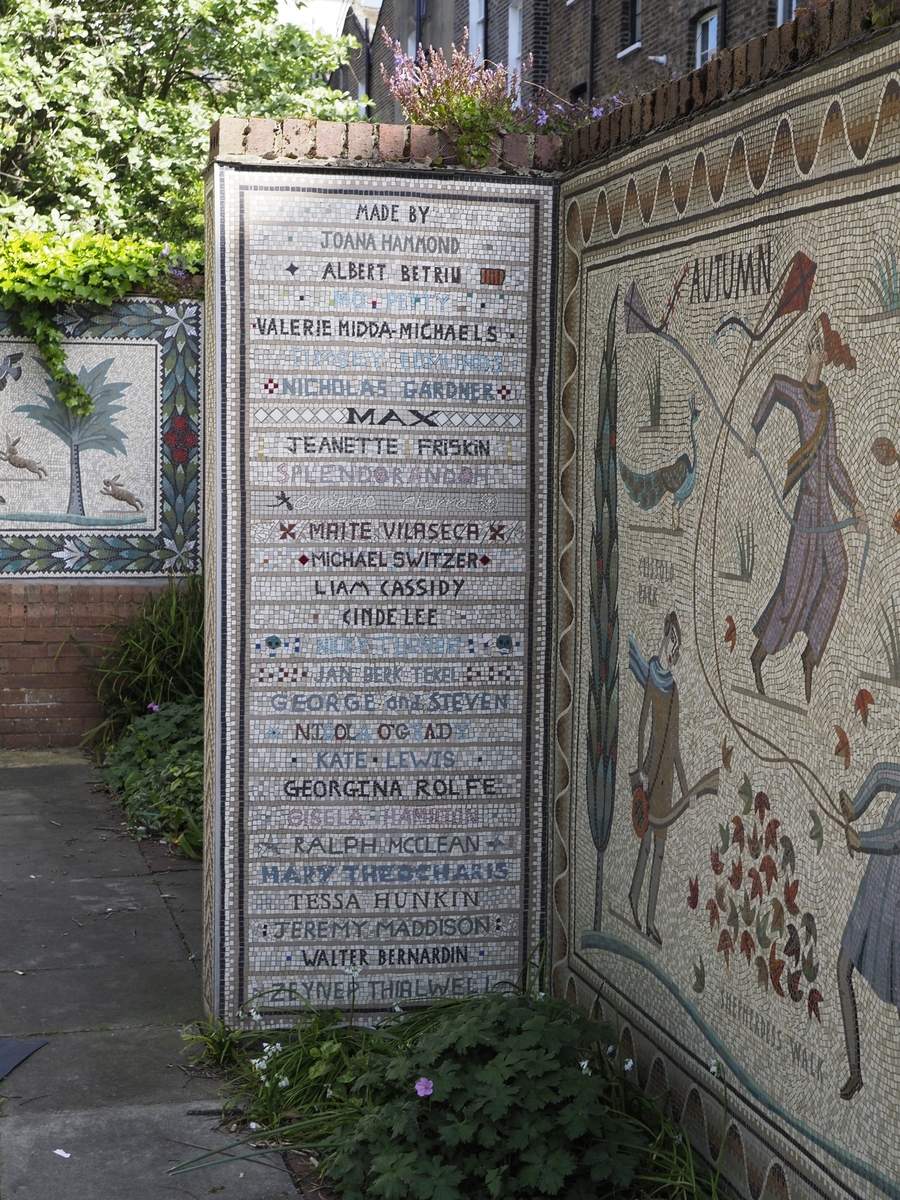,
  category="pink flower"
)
[147,703,160,712]
[414,1077,434,1097]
